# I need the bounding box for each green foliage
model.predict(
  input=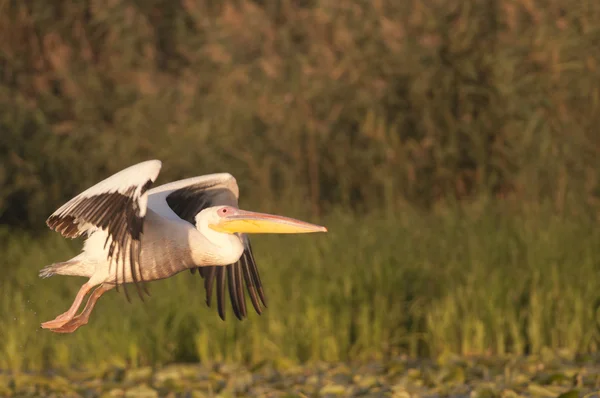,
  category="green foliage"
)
[1,203,599,371]
[1,0,600,227]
